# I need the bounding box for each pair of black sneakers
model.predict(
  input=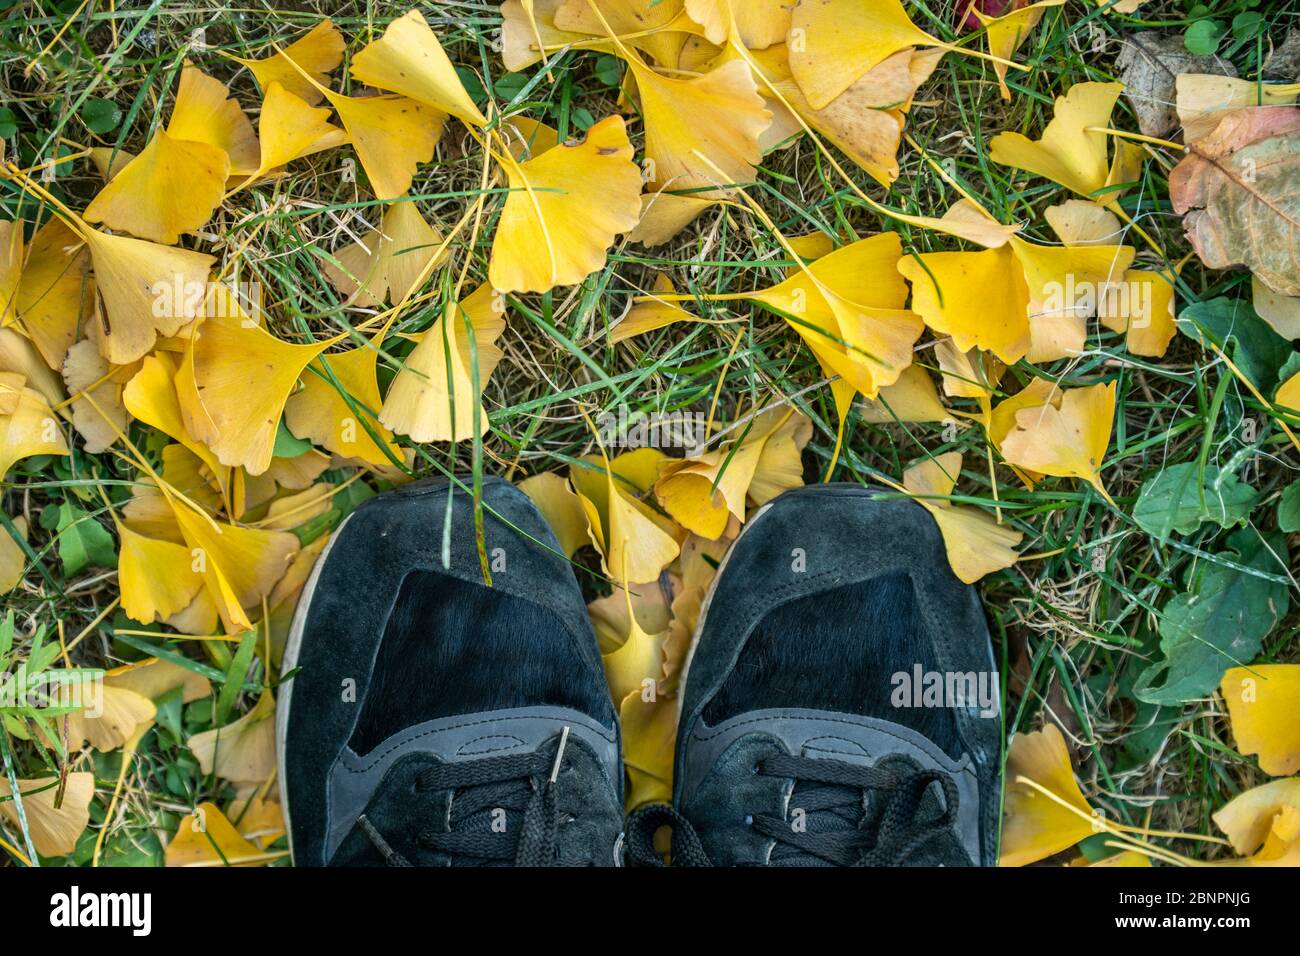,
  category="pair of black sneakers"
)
[278,477,1001,866]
